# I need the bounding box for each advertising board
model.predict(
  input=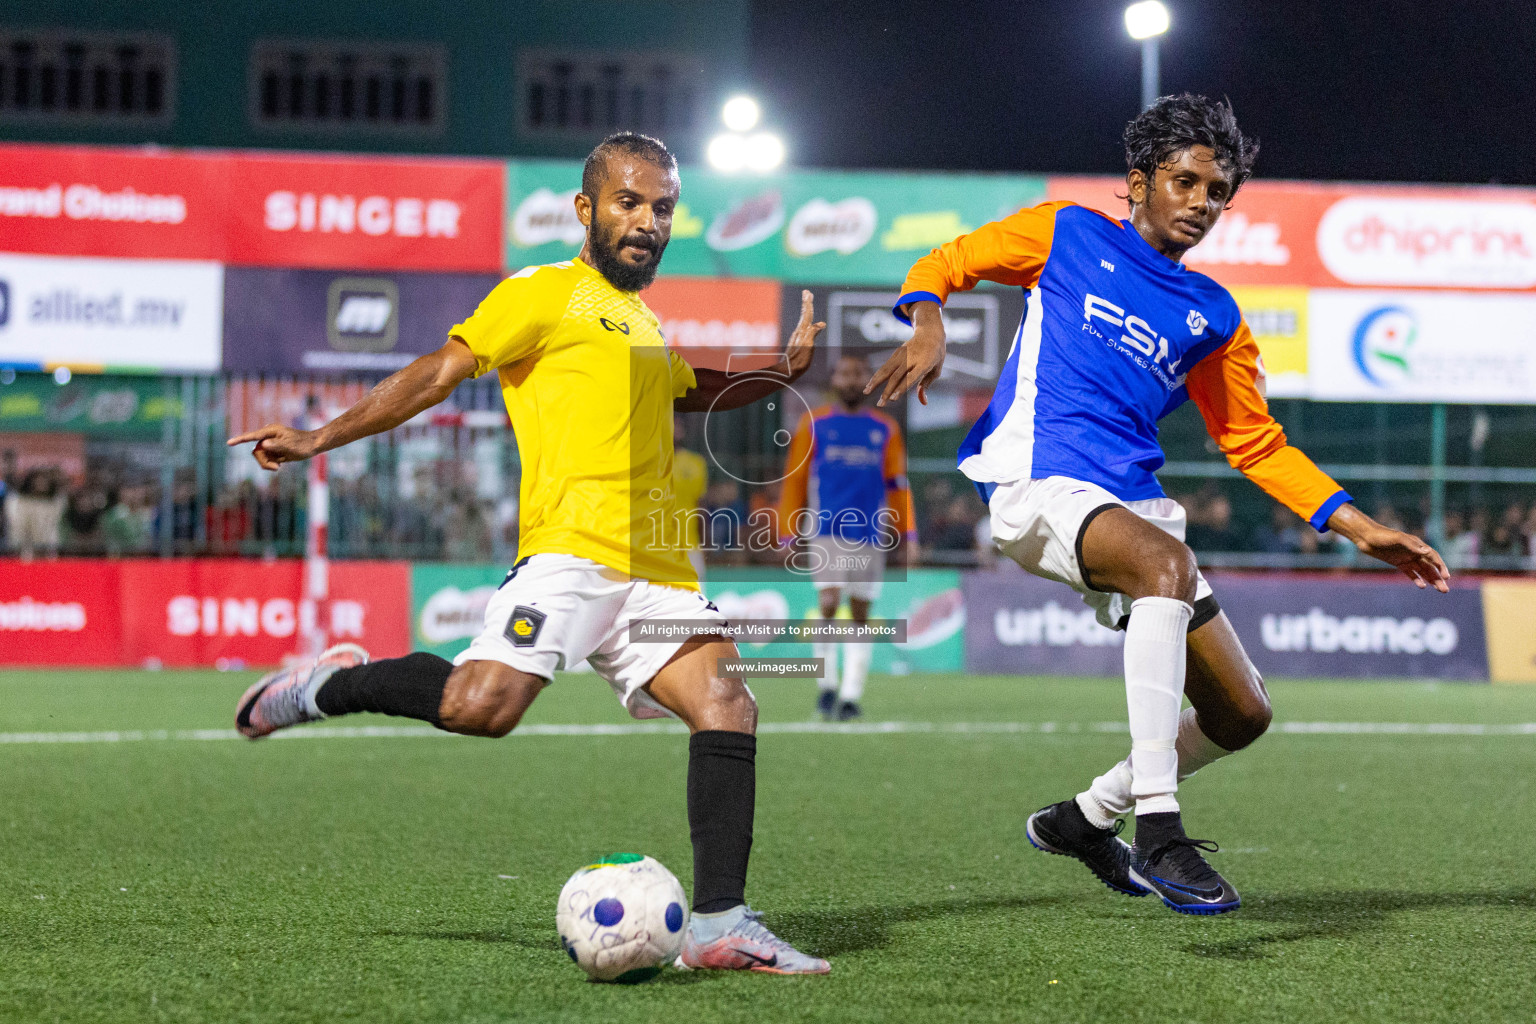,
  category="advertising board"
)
[0,253,223,373]
[222,267,501,373]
